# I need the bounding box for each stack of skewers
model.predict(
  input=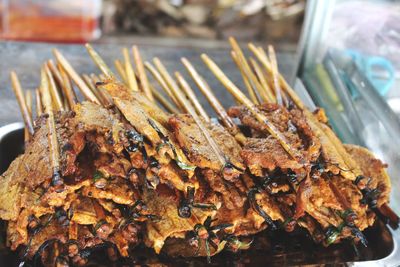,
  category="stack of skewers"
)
[0,38,398,266]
